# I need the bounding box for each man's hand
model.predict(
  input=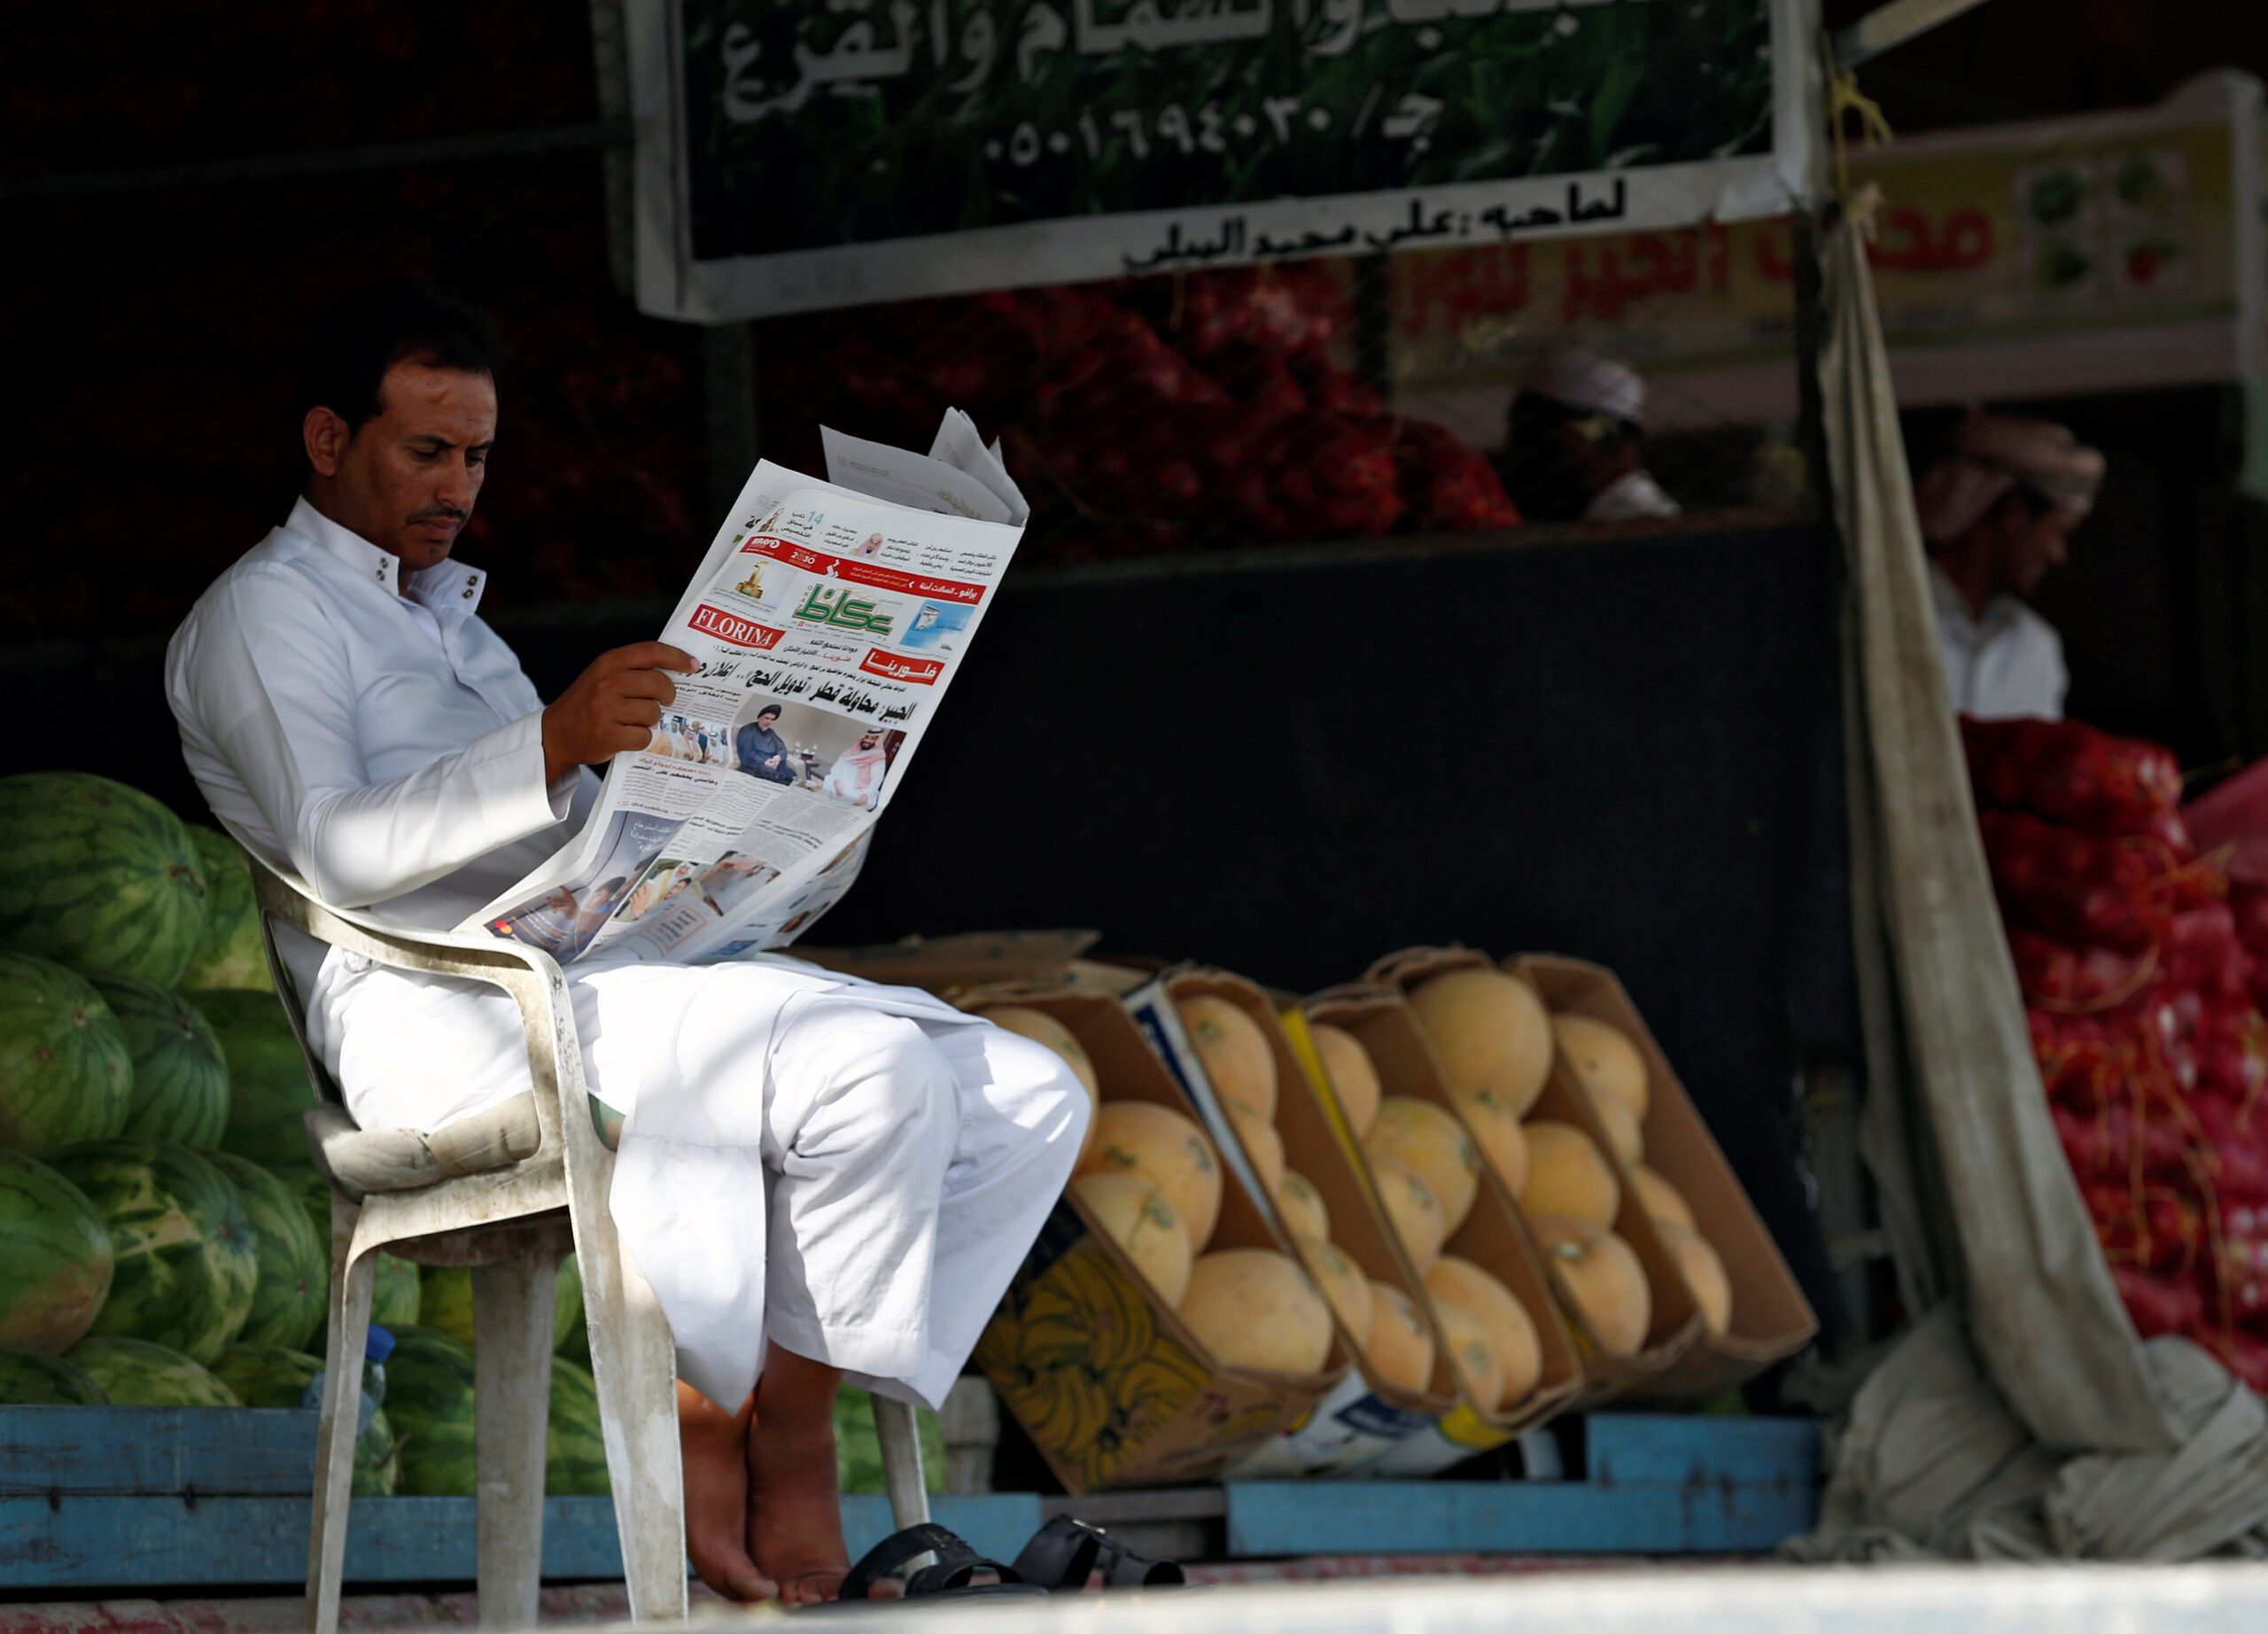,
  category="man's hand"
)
[542,642,696,784]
